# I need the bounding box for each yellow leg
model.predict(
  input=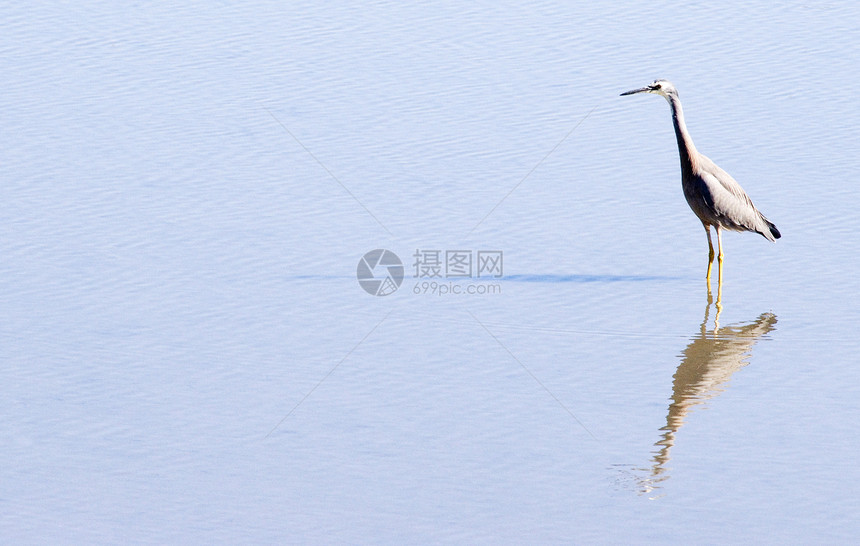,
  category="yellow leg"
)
[716,226,724,285]
[715,226,724,317]
[704,225,715,281]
